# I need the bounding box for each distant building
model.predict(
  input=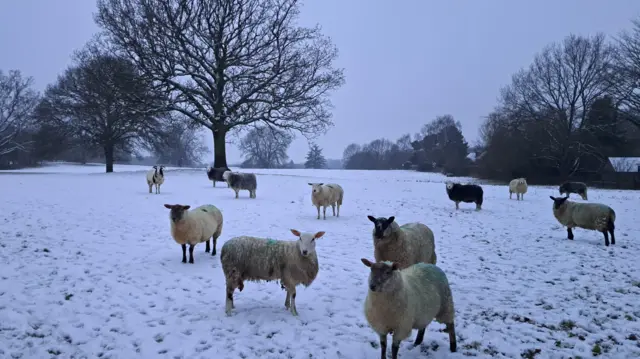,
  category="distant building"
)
[607,157,640,173]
